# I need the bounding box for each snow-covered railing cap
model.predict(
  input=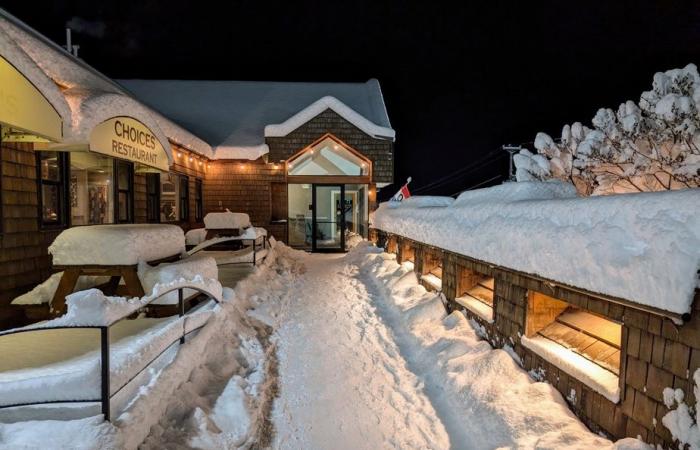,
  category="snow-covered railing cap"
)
[0,276,222,334]
[264,96,396,141]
